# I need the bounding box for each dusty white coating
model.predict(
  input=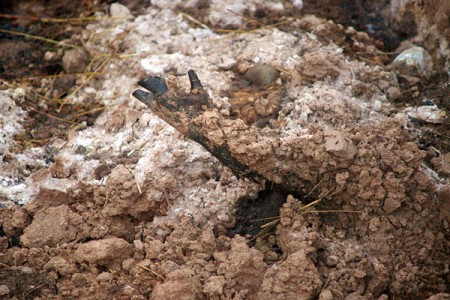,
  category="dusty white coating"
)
[0,1,440,219]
